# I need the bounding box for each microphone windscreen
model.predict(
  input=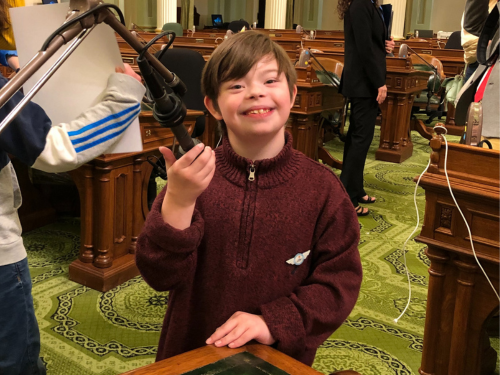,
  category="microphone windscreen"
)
[399,44,408,58]
[297,49,310,67]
